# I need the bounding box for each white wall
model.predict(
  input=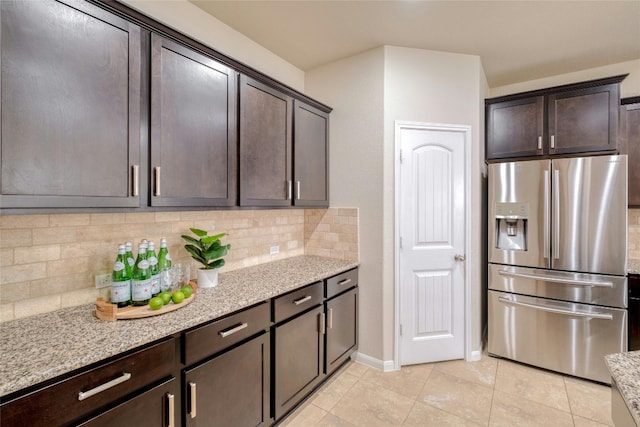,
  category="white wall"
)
[305,48,386,361]
[119,0,305,91]
[490,59,640,99]
[306,46,486,365]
